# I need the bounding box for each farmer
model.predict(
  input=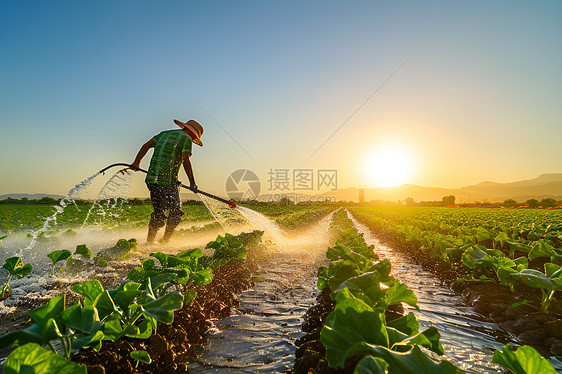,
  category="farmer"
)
[130,119,203,244]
